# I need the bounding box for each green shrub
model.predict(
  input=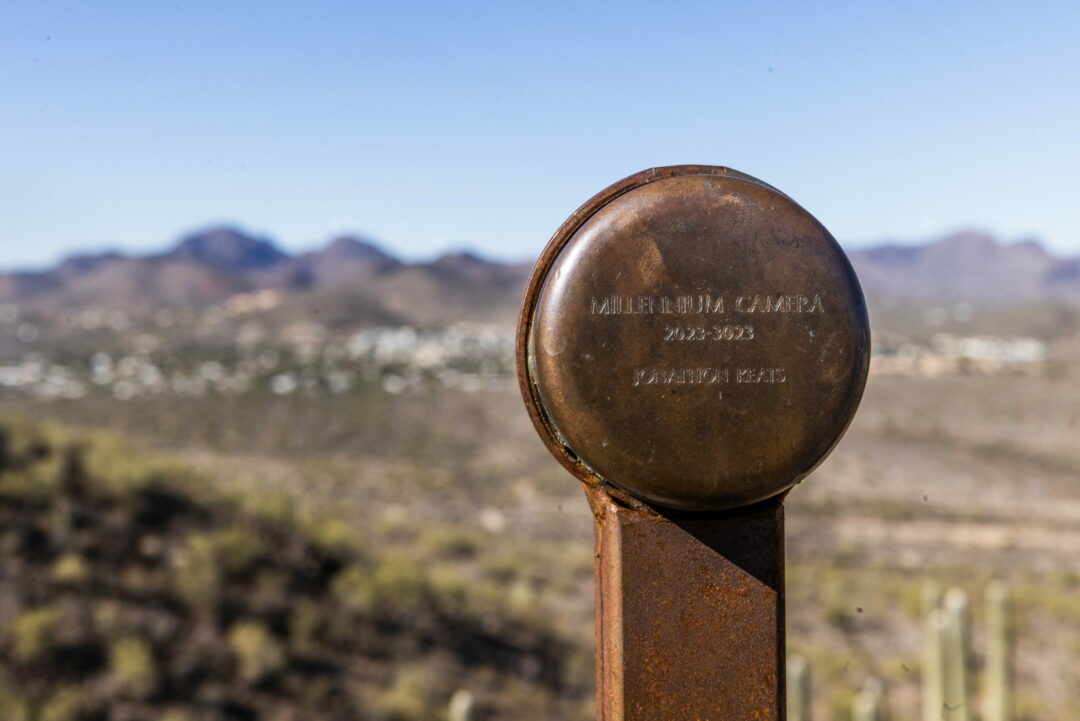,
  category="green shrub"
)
[332,555,425,618]
[83,432,192,495]
[371,665,431,721]
[175,534,221,612]
[212,526,262,575]
[10,606,62,661]
[92,600,123,637]
[289,599,327,648]
[419,525,481,560]
[39,688,82,721]
[53,553,89,583]
[109,636,159,698]
[308,516,362,556]
[331,564,373,614]
[233,487,294,526]
[175,527,263,612]
[228,622,286,683]
[428,563,470,617]
[0,681,30,721]
[508,576,538,612]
